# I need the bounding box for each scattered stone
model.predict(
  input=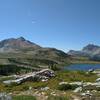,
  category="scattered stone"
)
[59,82,68,85]
[41,87,50,91]
[74,87,82,93]
[3,69,55,84]
[51,92,57,96]
[0,93,12,100]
